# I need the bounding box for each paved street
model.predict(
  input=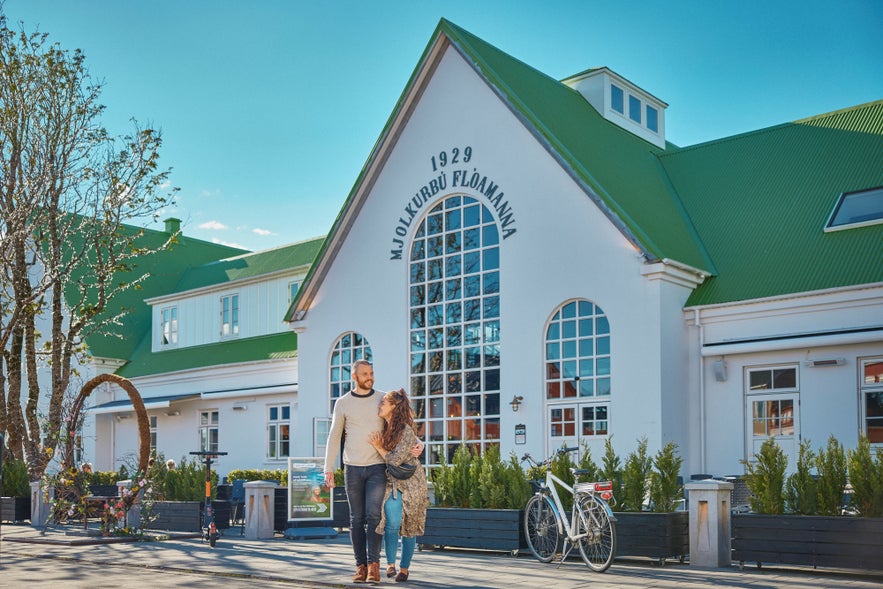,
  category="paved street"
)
[1,524,882,589]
